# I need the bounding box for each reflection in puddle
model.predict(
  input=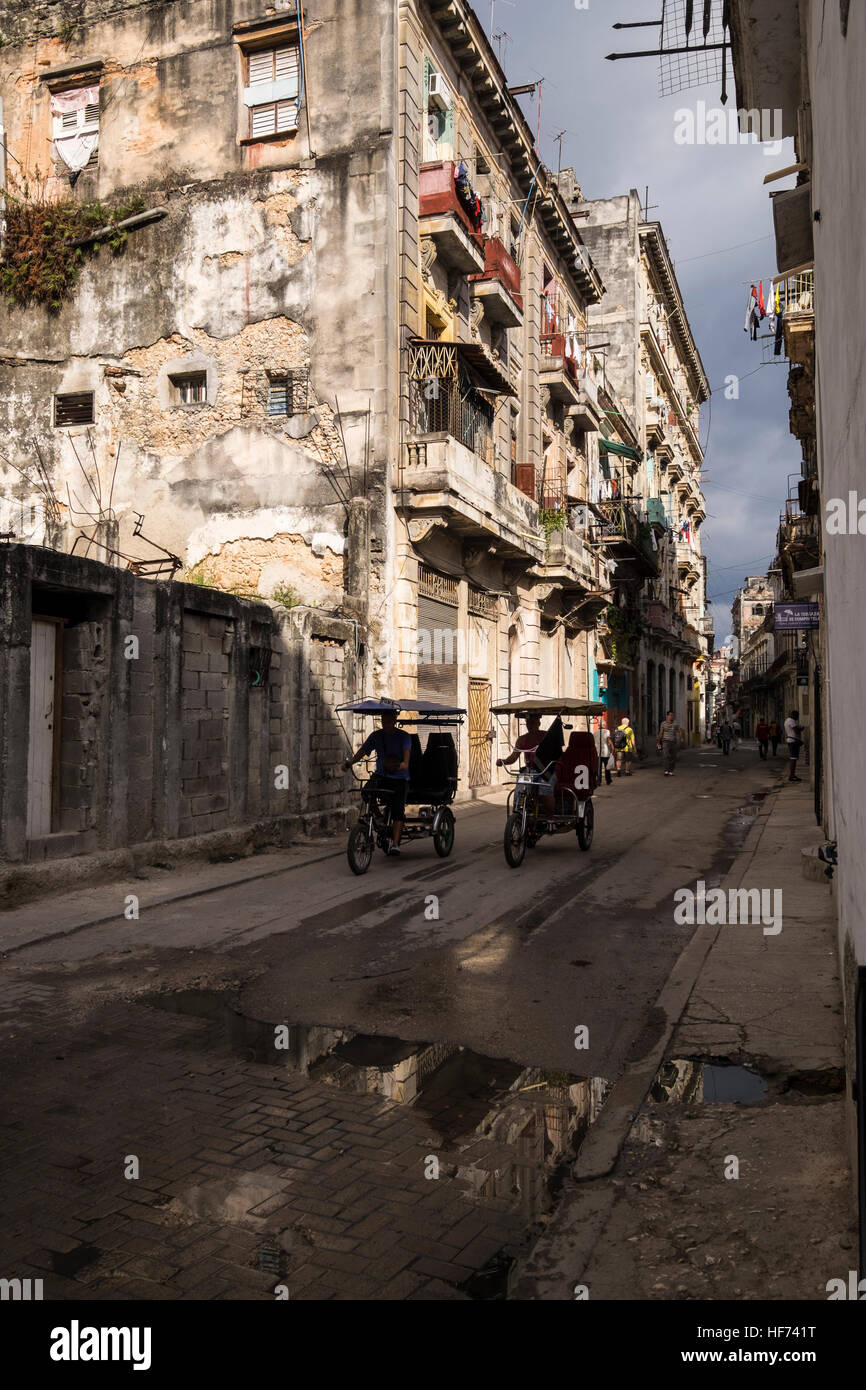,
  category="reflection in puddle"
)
[651,1058,767,1105]
[144,988,612,1257]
